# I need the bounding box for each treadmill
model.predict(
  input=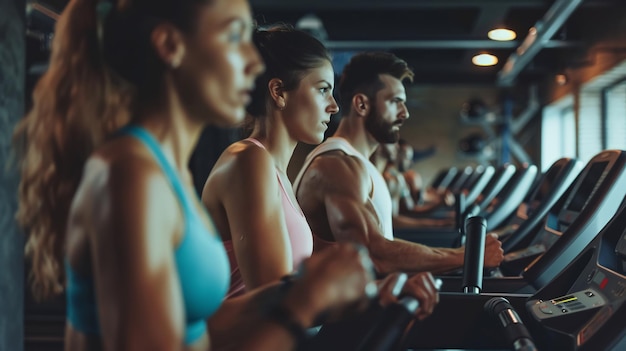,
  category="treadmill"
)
[402,196,626,351]
[394,165,510,247]
[428,167,459,194]
[469,164,517,215]
[490,158,582,236]
[500,150,626,278]
[463,165,496,206]
[439,150,626,294]
[448,165,474,194]
[479,164,539,231]
[409,165,497,220]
